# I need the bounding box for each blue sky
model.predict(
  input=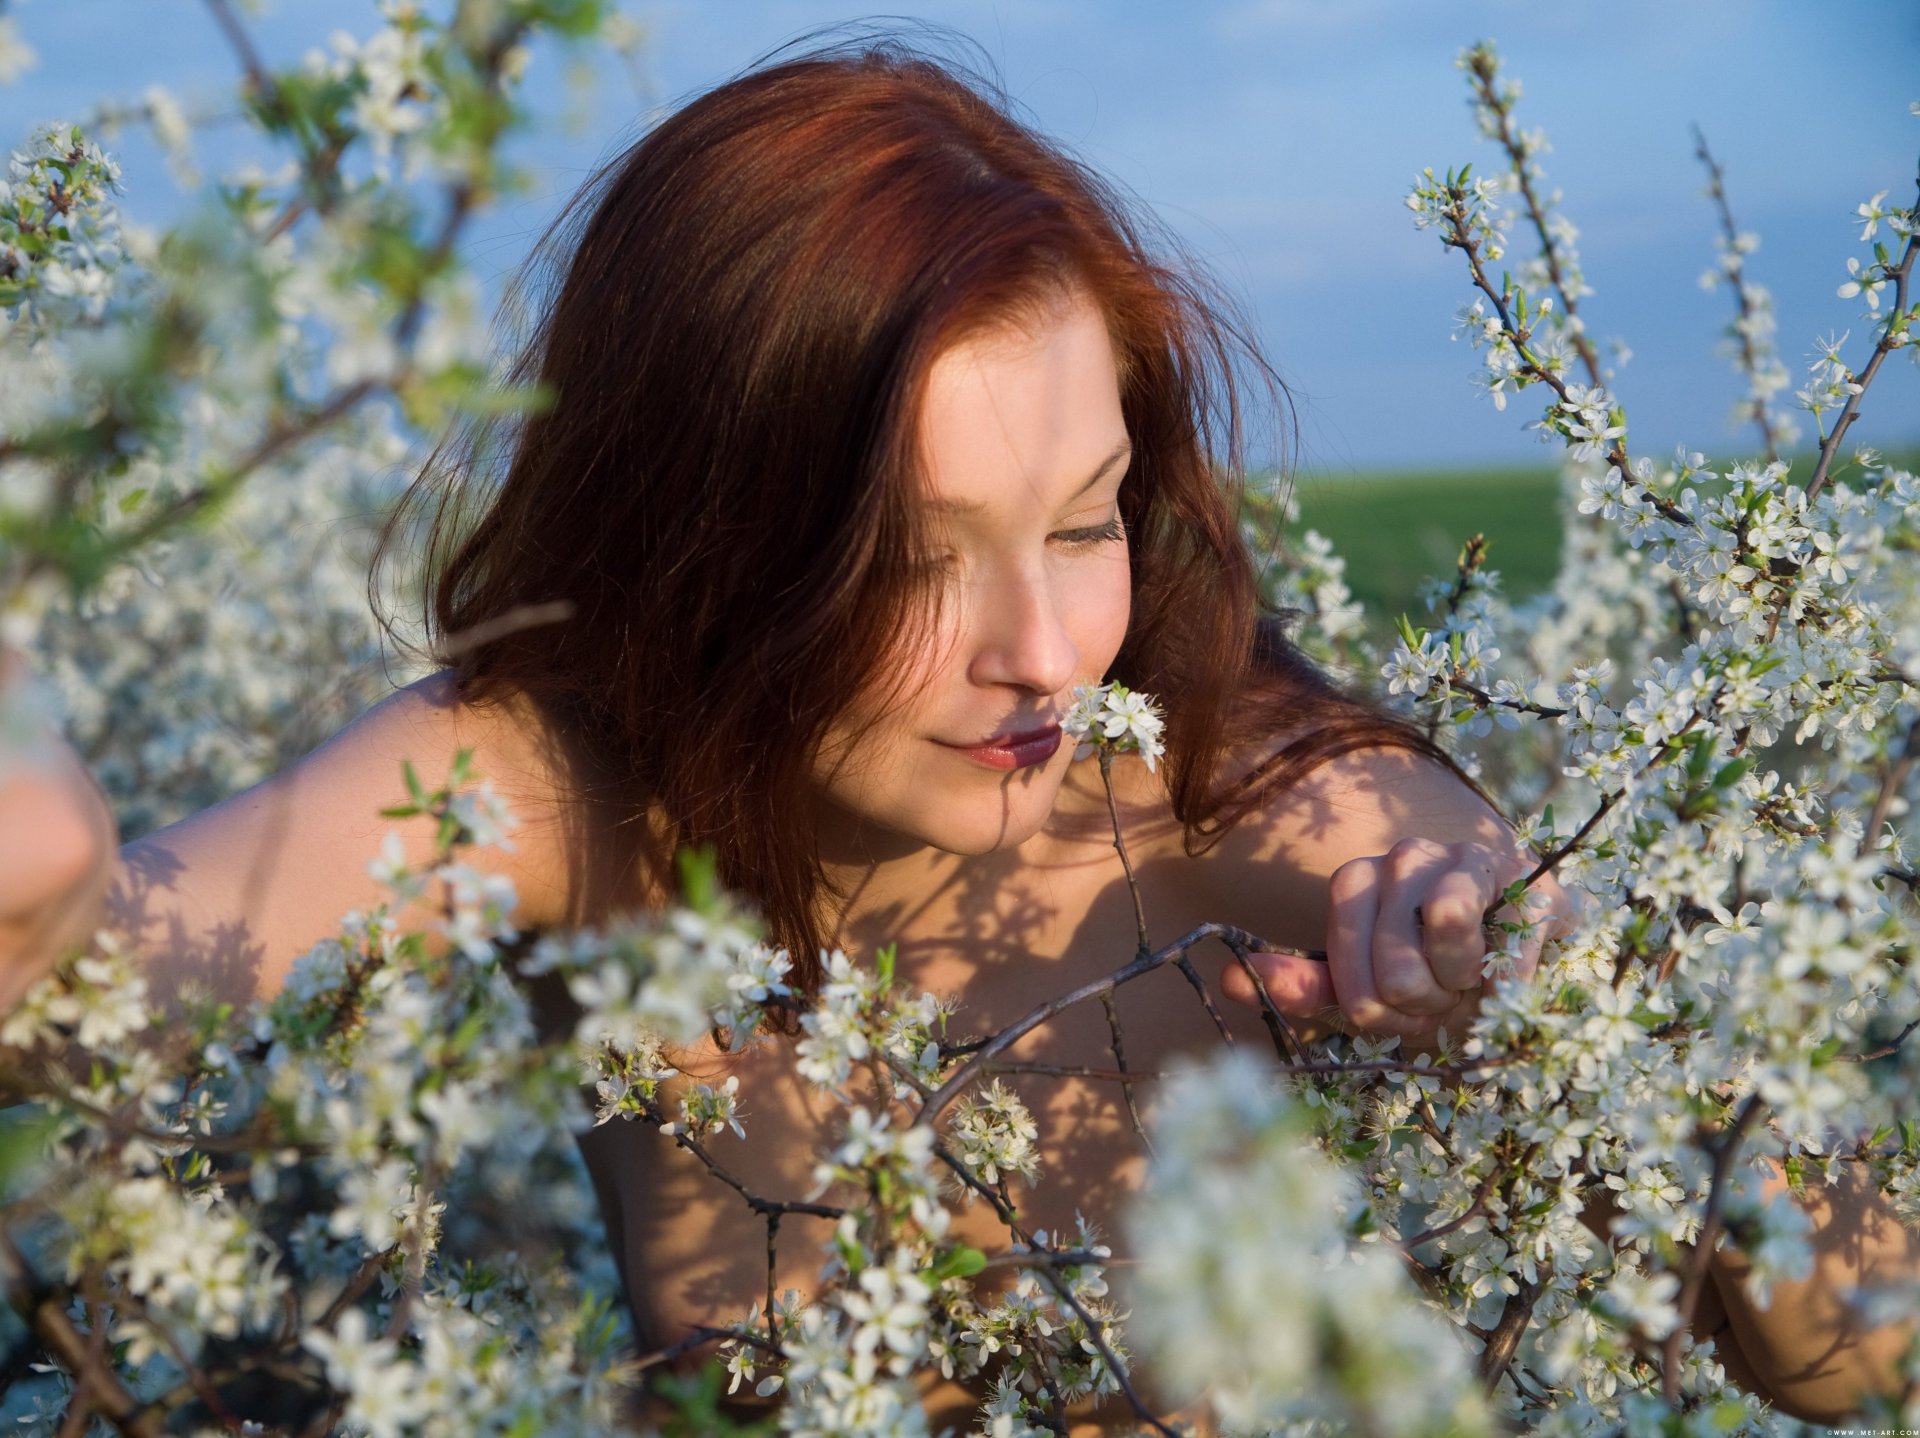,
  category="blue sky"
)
[4,0,1918,475]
